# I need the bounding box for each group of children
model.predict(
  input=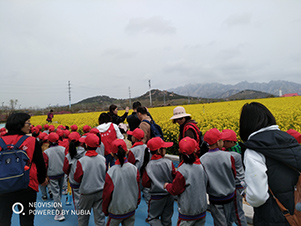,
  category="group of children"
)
[2,119,301,226]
